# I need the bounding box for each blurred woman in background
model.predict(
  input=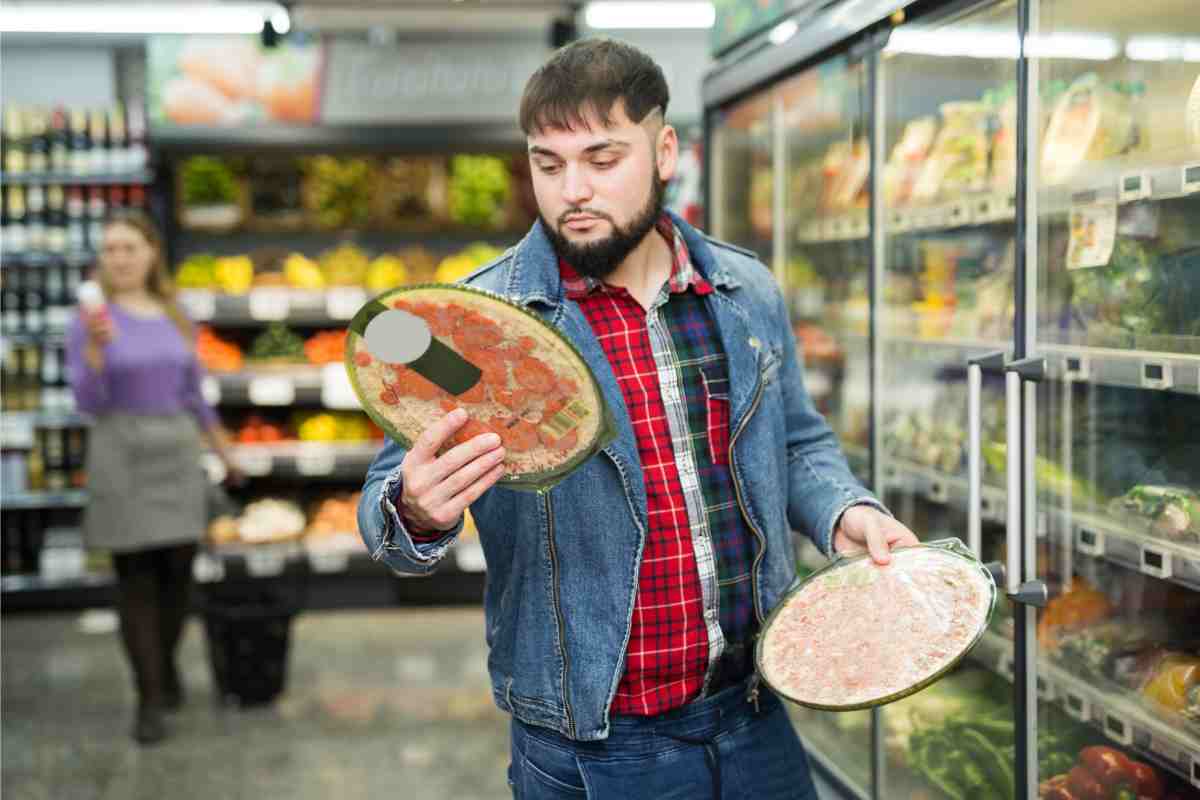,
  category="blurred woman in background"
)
[66,211,239,745]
